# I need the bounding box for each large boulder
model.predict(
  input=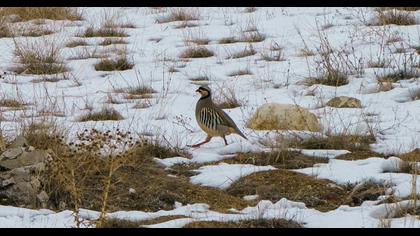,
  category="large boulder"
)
[326,96,361,108]
[247,103,321,132]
